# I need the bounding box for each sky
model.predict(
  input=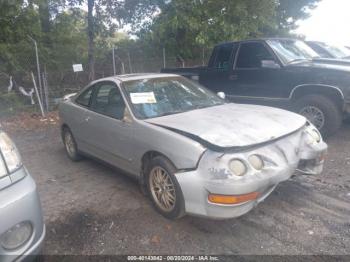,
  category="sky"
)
[295,0,350,46]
